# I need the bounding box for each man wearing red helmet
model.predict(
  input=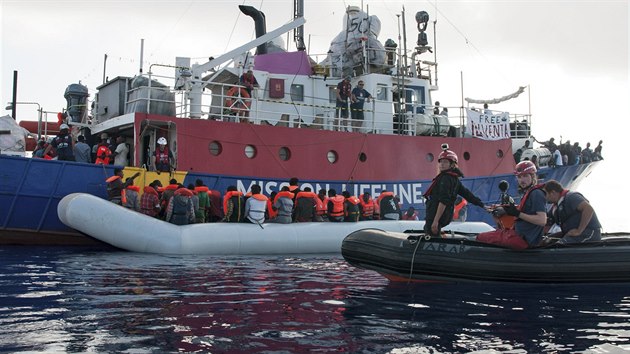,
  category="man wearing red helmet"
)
[477,160,547,249]
[423,147,485,237]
